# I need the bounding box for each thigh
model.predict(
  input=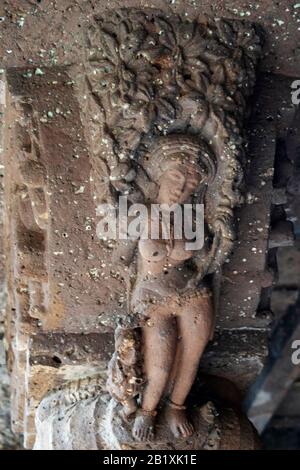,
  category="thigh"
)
[144,297,180,324]
[143,313,177,371]
[178,291,214,335]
